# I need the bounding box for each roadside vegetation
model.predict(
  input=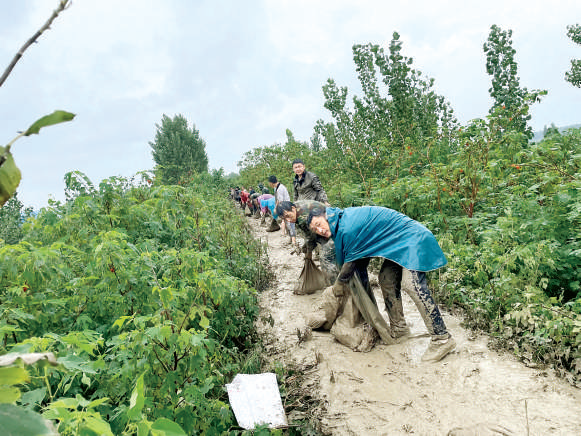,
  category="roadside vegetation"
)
[238,29,581,386]
[1,2,580,433]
